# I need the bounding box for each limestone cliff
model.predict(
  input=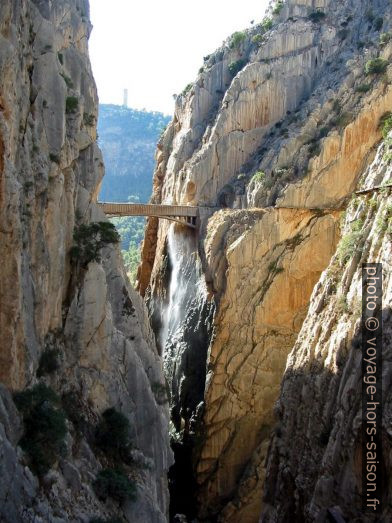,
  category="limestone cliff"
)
[262,127,392,523]
[0,1,171,521]
[138,0,392,520]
